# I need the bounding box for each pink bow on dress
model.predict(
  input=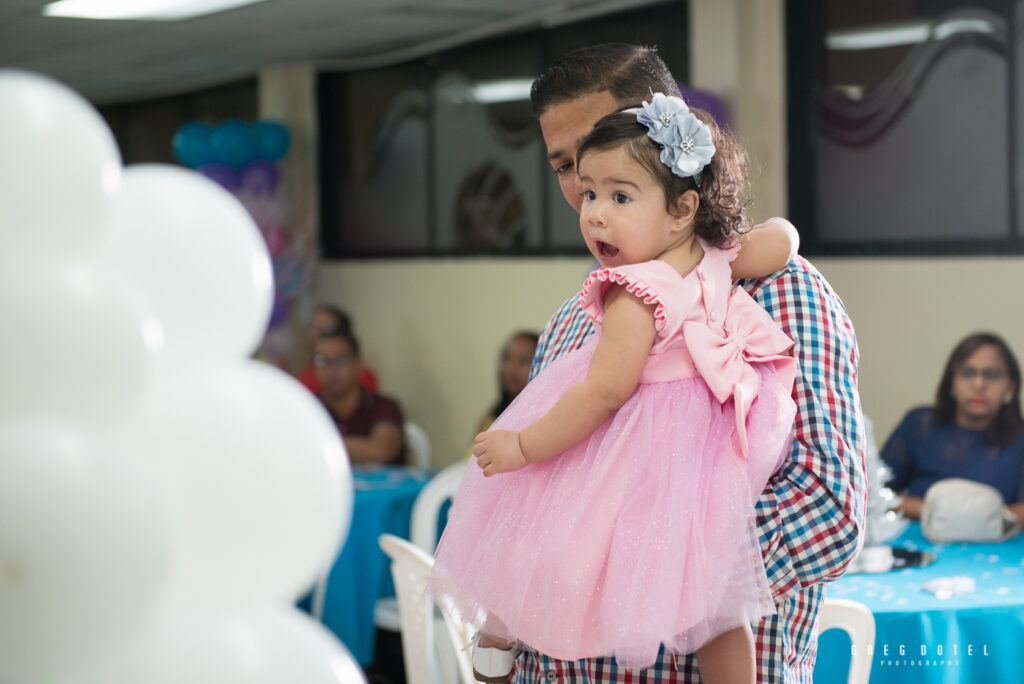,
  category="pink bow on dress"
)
[683,288,796,457]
